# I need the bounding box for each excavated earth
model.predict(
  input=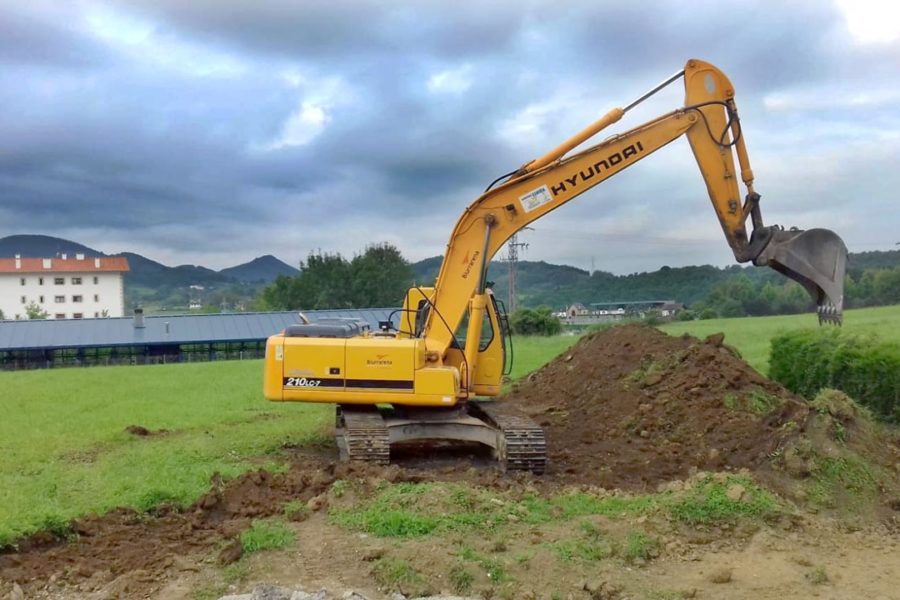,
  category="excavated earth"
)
[508,324,810,489]
[2,324,898,599]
